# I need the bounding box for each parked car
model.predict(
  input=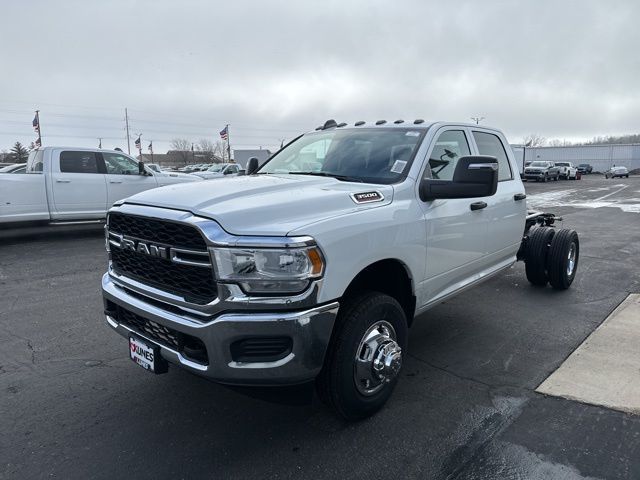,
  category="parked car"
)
[523,161,560,182]
[101,120,580,420]
[577,163,593,174]
[192,163,242,179]
[605,166,629,179]
[0,147,201,226]
[145,163,198,180]
[555,162,578,180]
[0,163,27,173]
